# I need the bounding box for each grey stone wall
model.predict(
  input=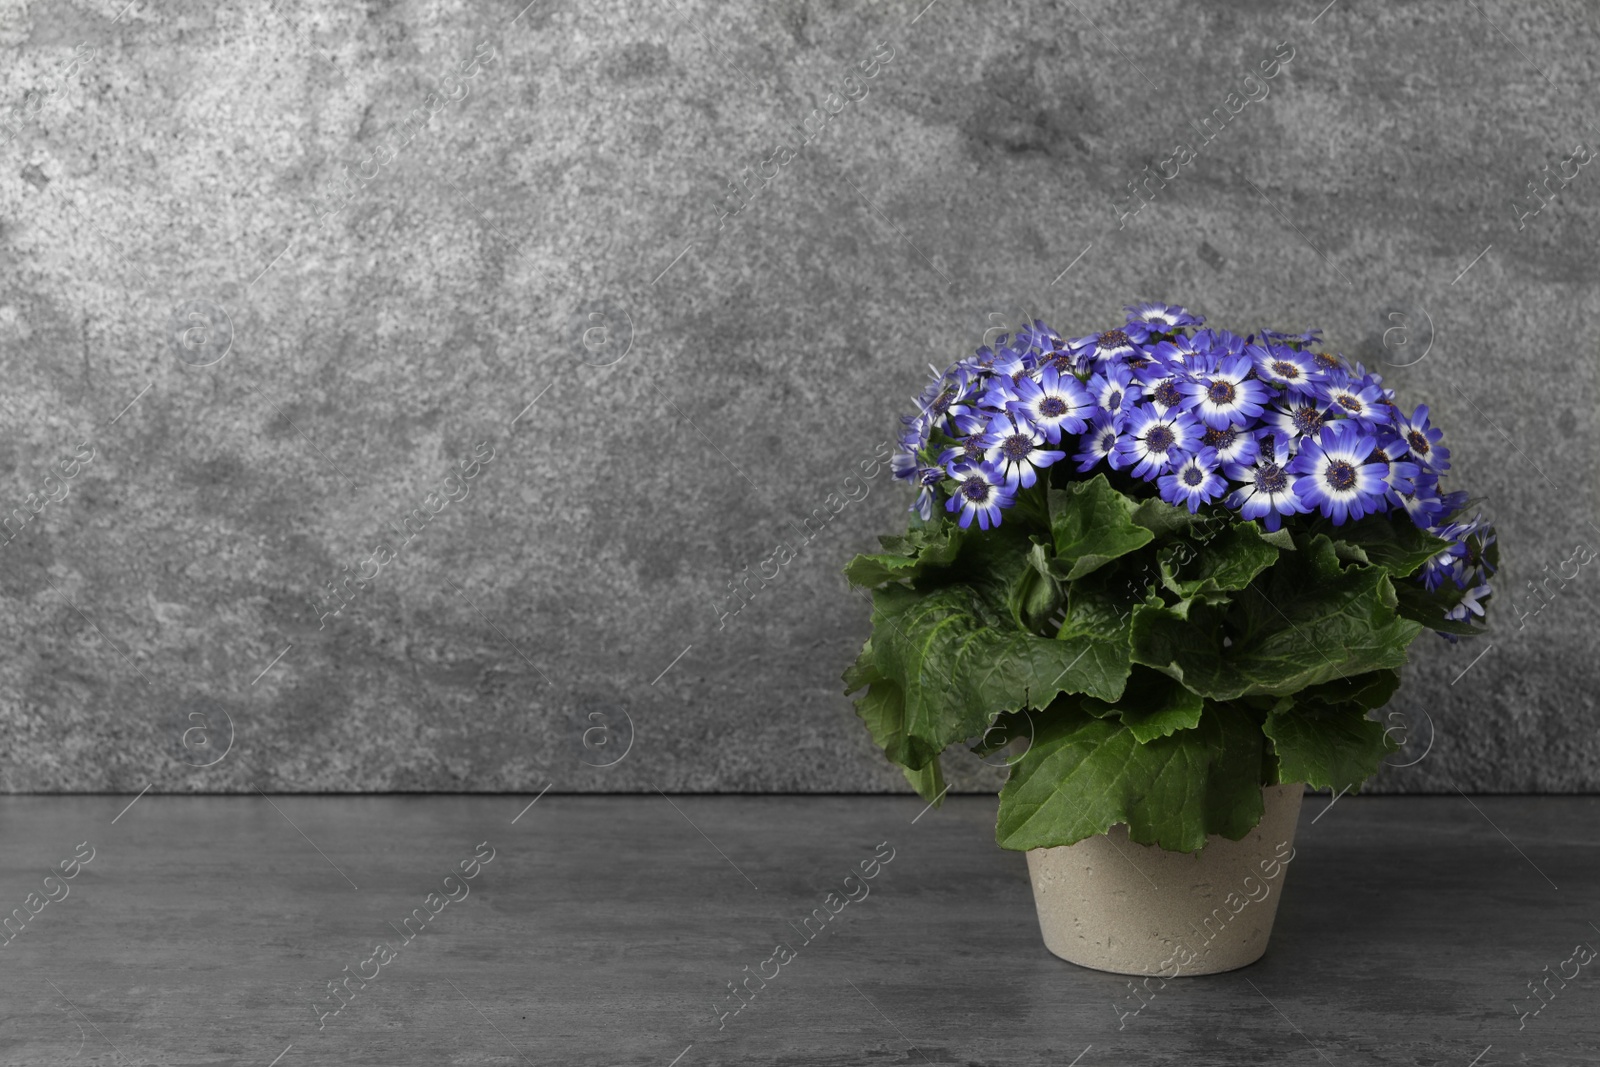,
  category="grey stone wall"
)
[0,0,1593,793]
